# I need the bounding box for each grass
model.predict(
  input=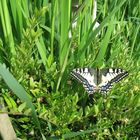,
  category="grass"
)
[0,0,140,139]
